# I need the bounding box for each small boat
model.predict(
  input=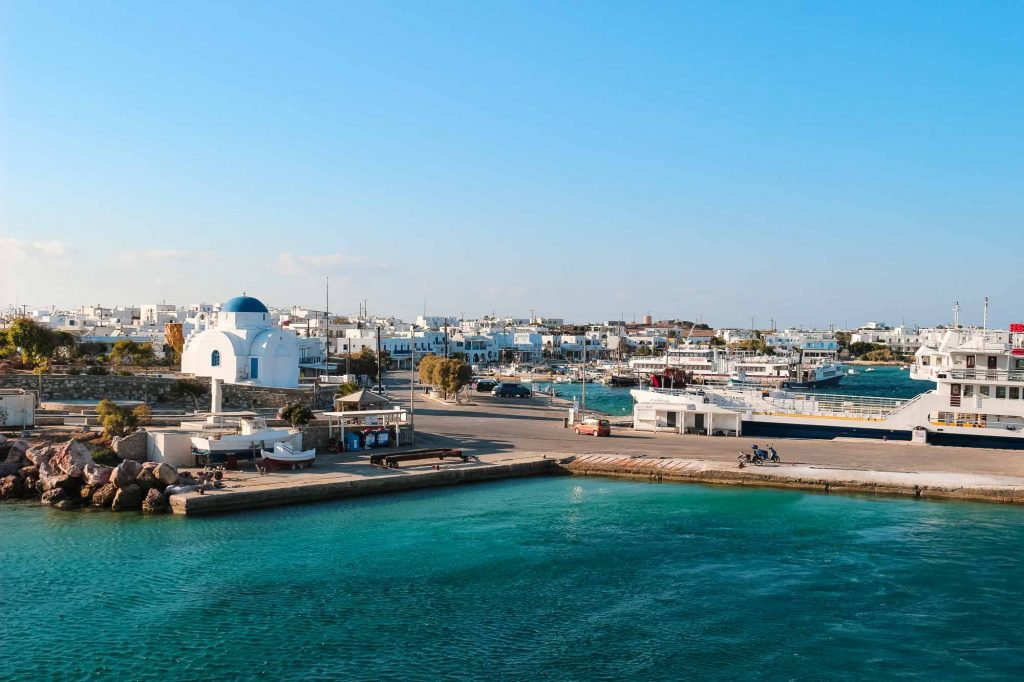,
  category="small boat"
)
[847,369,857,375]
[260,442,316,470]
[865,368,875,372]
